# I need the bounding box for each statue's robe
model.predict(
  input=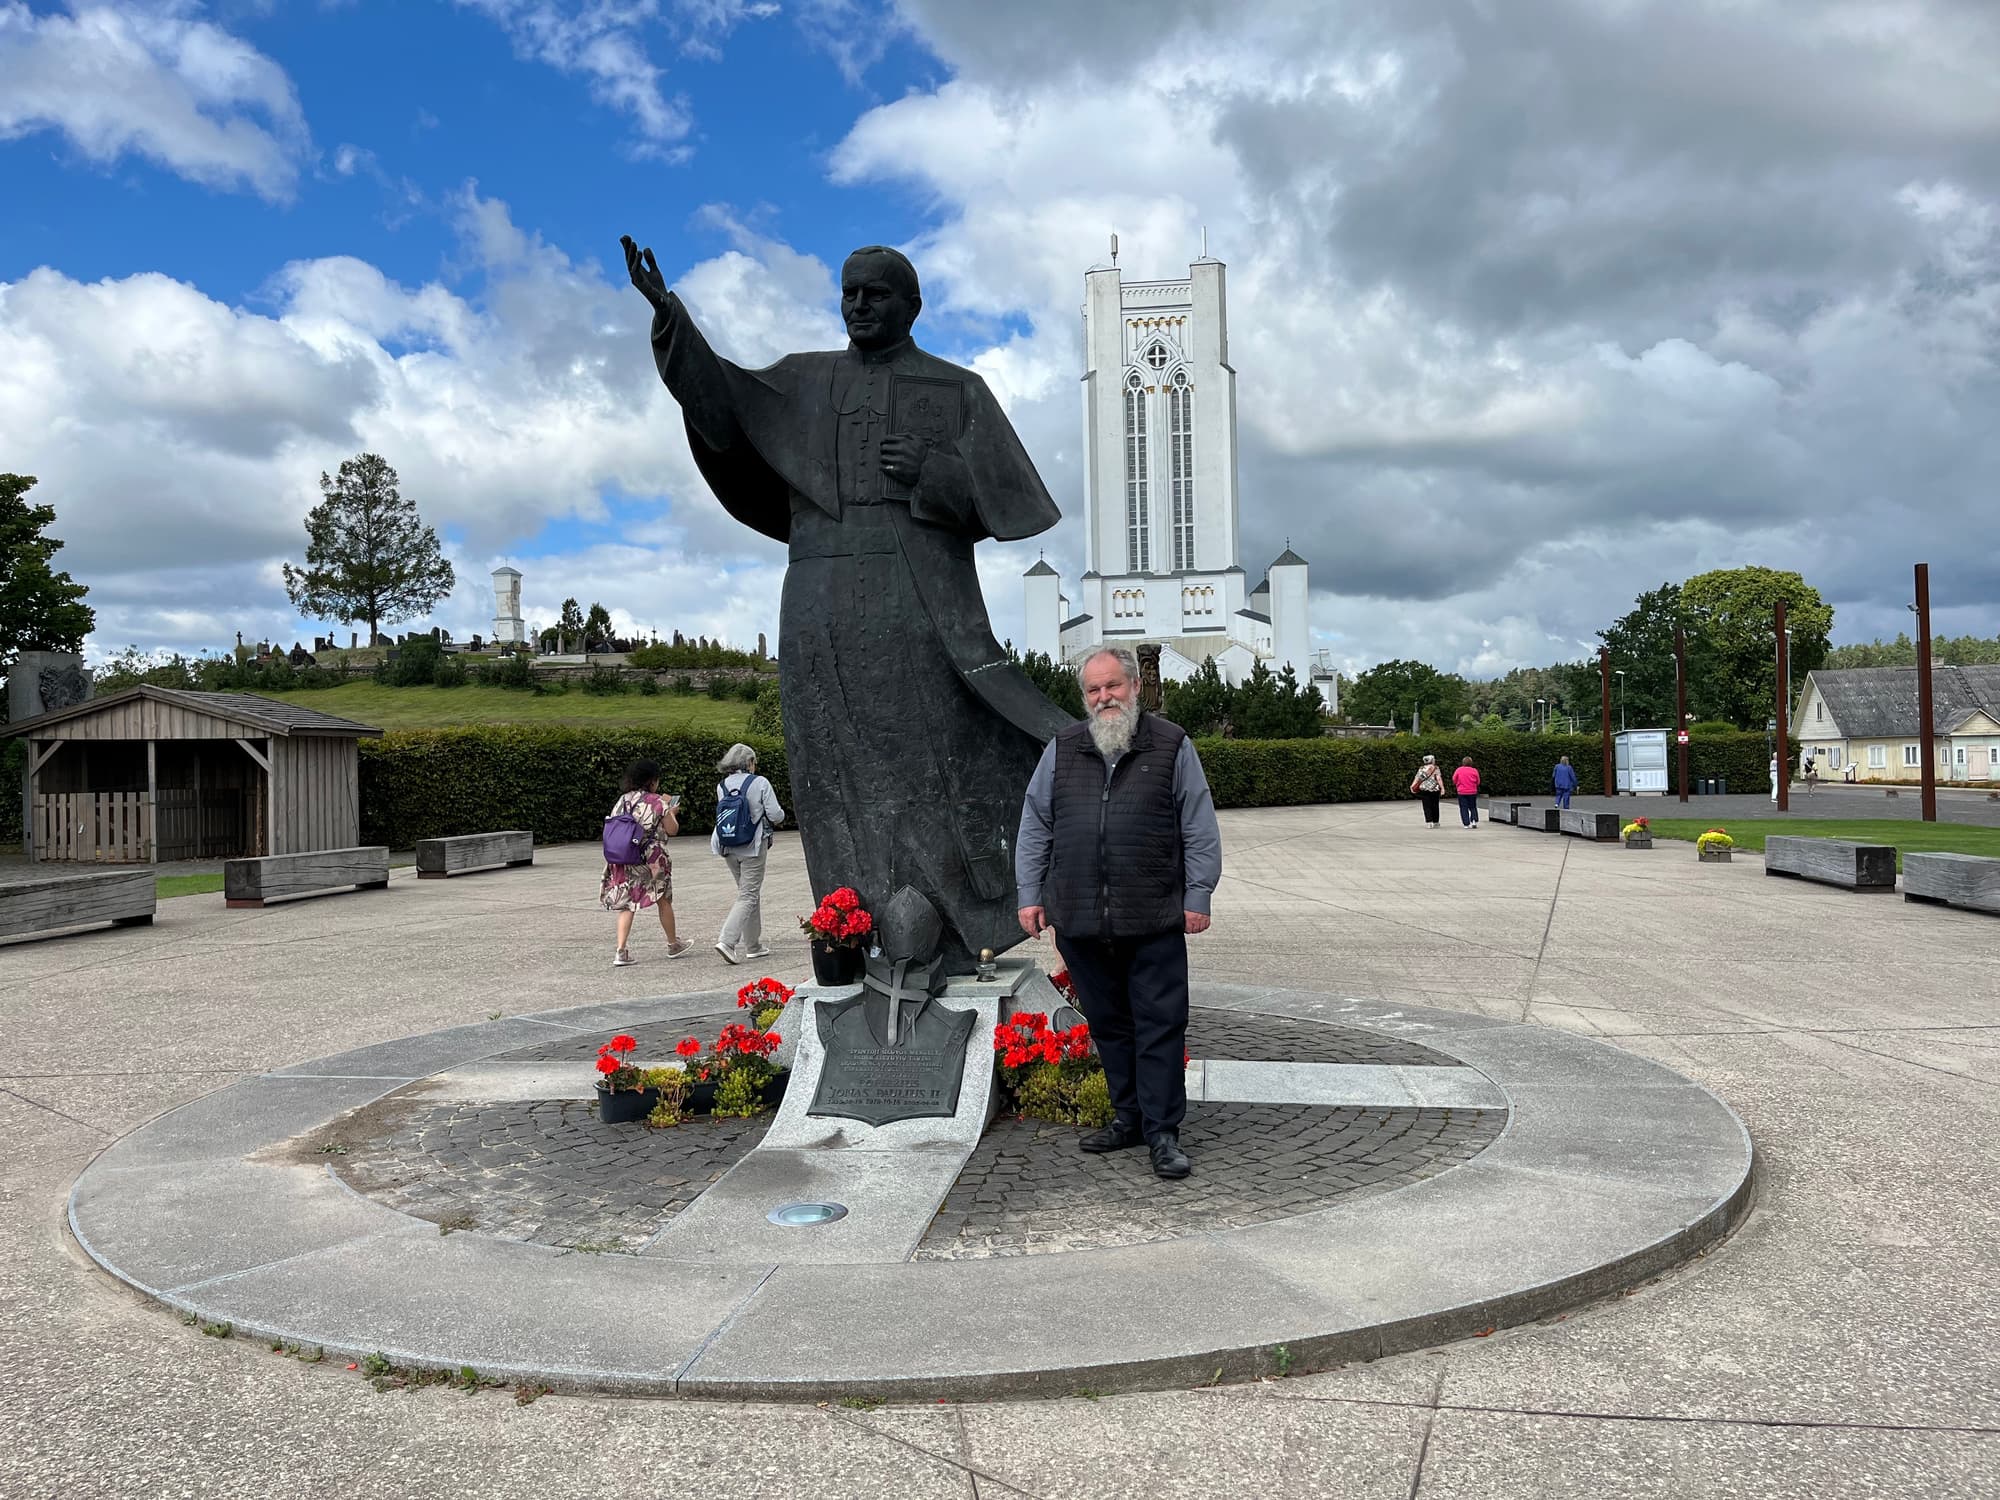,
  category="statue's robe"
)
[651,298,1073,972]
